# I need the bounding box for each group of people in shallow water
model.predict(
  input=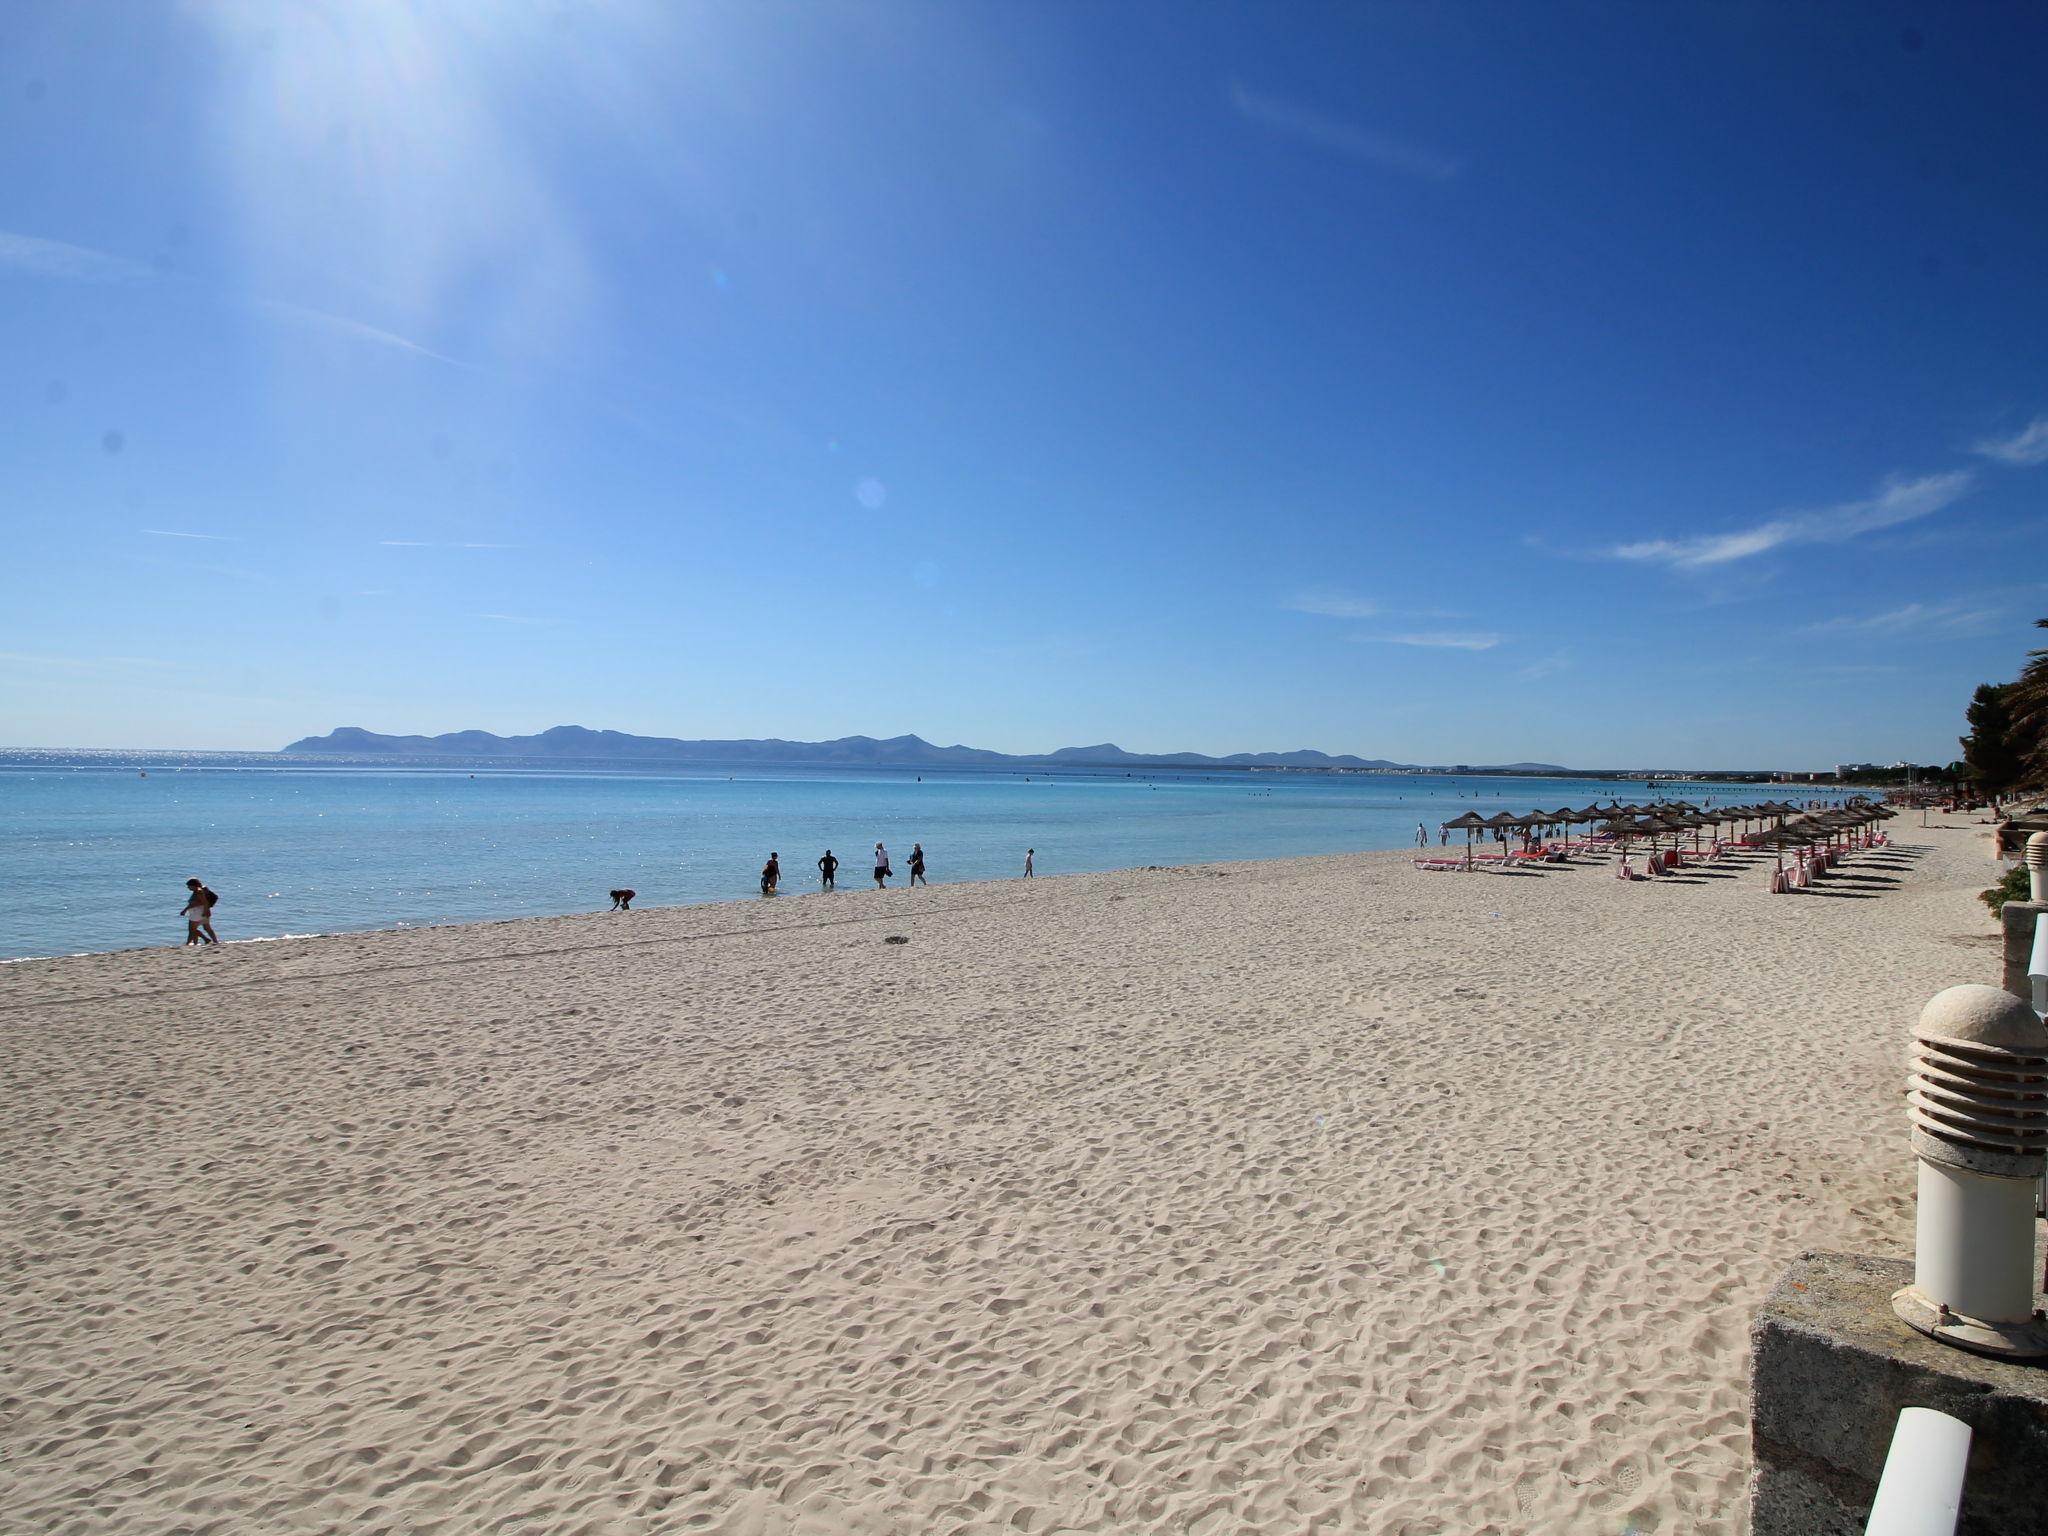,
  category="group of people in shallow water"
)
[770,841,925,895]
[611,844,1038,910]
